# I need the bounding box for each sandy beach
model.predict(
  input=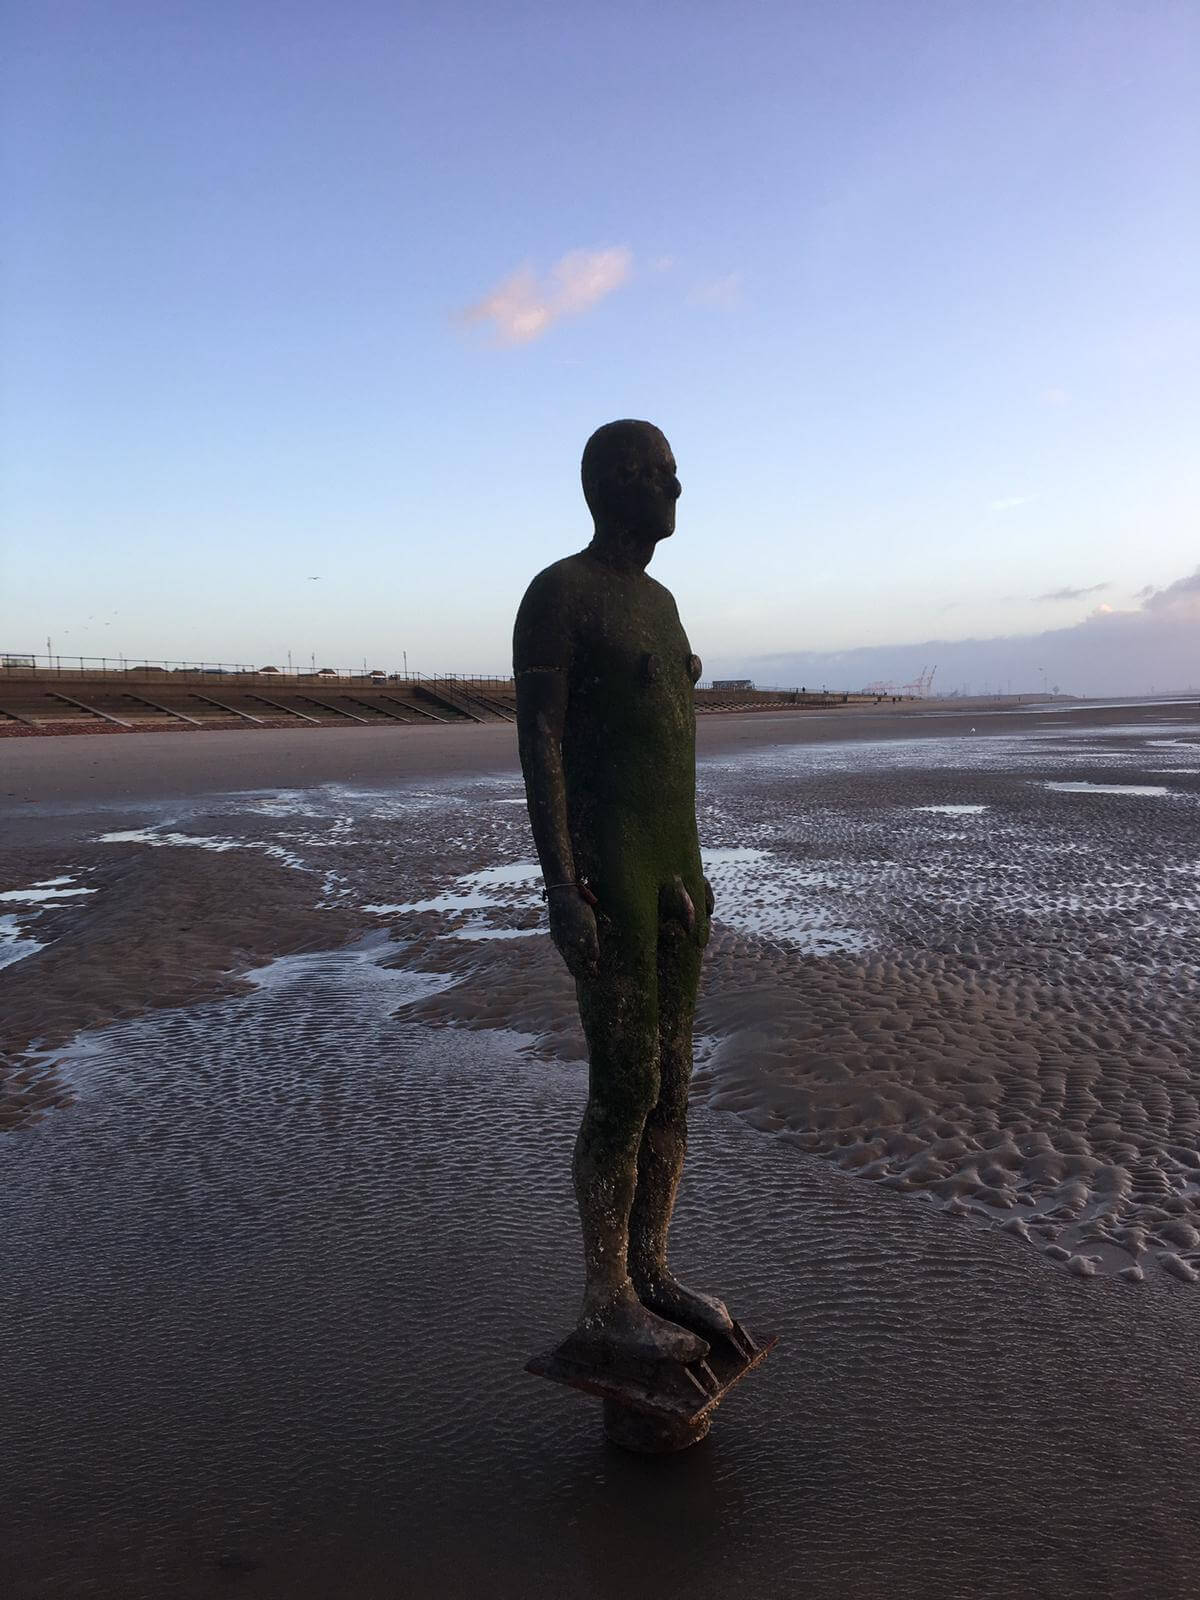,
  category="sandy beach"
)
[2,700,1199,1596]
